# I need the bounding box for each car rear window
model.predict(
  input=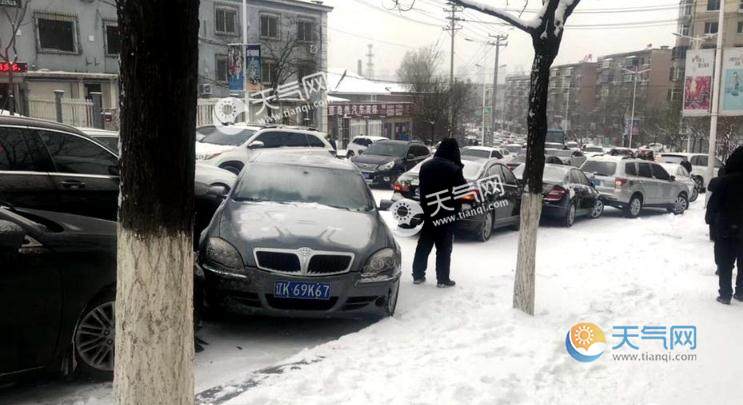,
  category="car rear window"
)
[581,161,617,176]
